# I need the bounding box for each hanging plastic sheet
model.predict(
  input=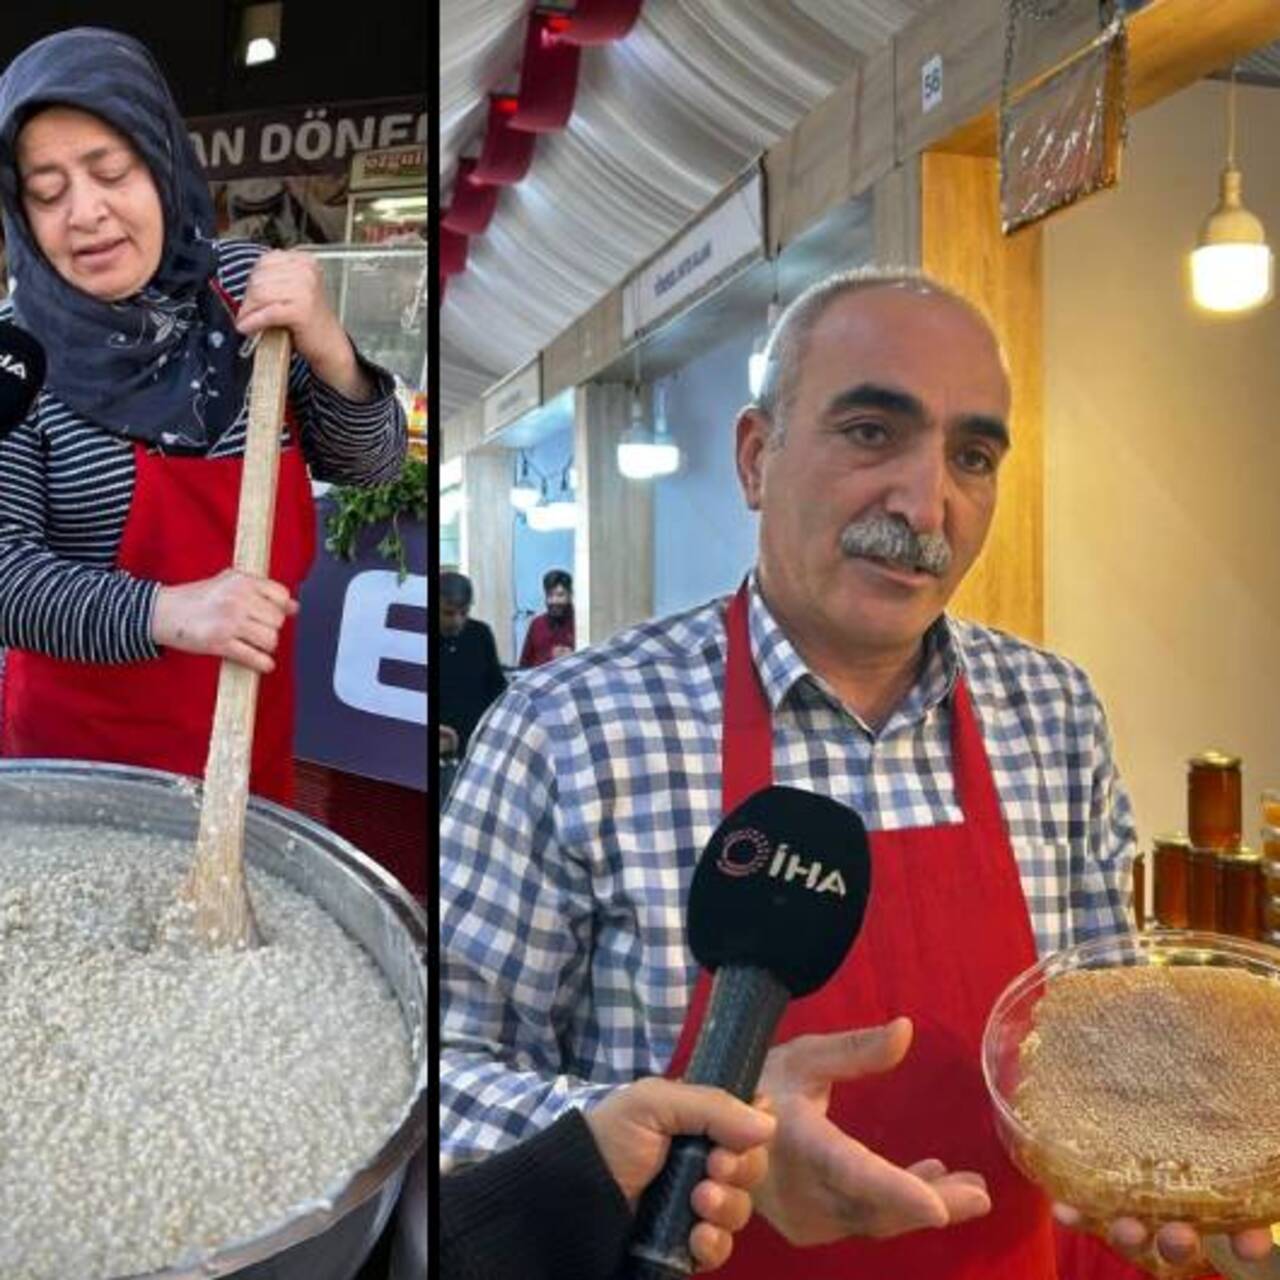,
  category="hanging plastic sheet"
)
[999,2,1128,234]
